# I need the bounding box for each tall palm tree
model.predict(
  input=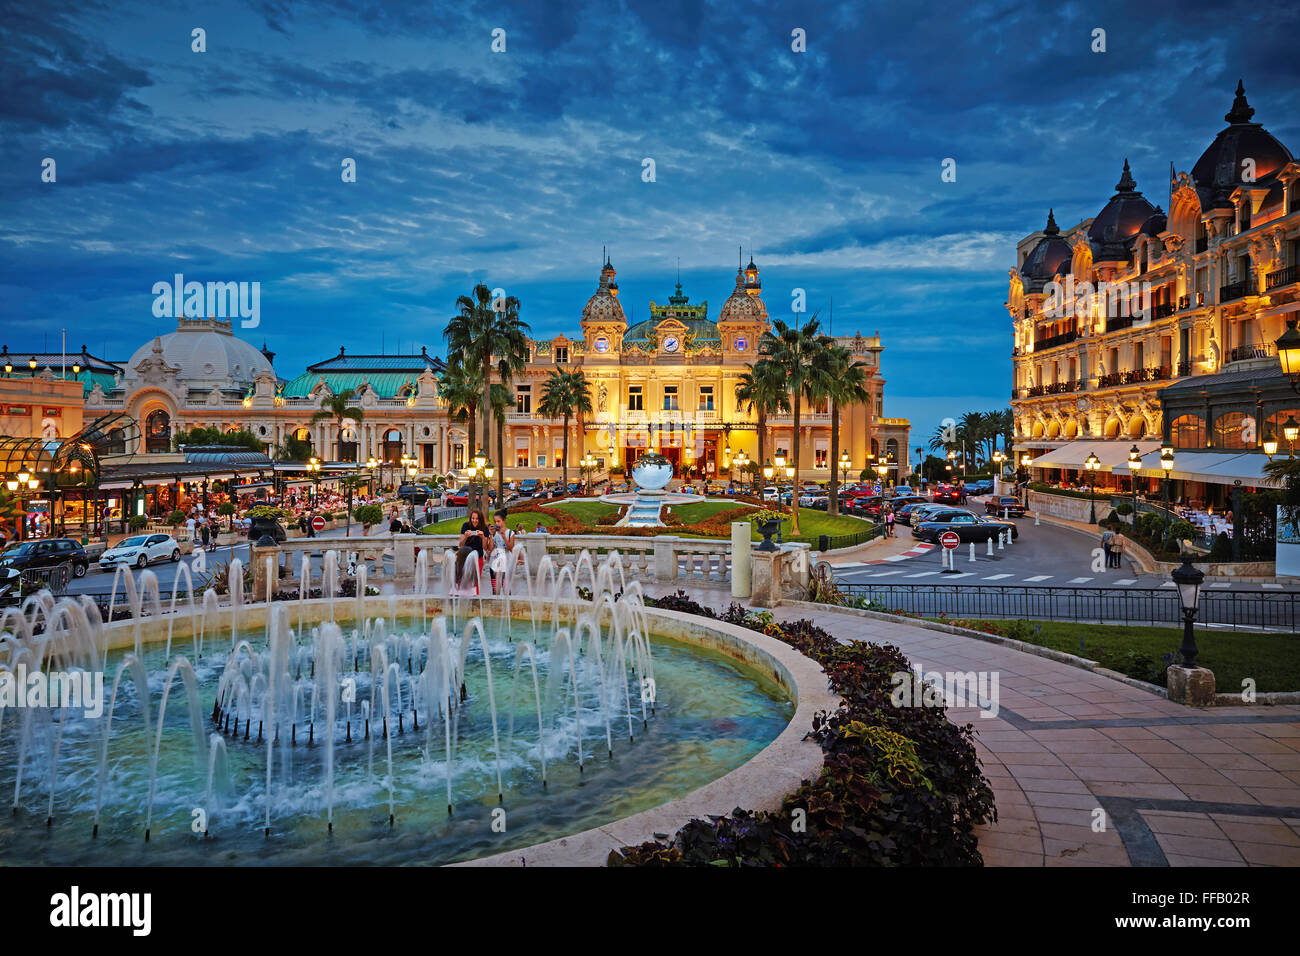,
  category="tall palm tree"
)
[734,358,788,485]
[438,361,482,498]
[761,314,832,536]
[816,343,871,515]
[538,367,592,490]
[489,382,511,504]
[445,283,530,498]
[958,411,985,473]
[310,388,365,461]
